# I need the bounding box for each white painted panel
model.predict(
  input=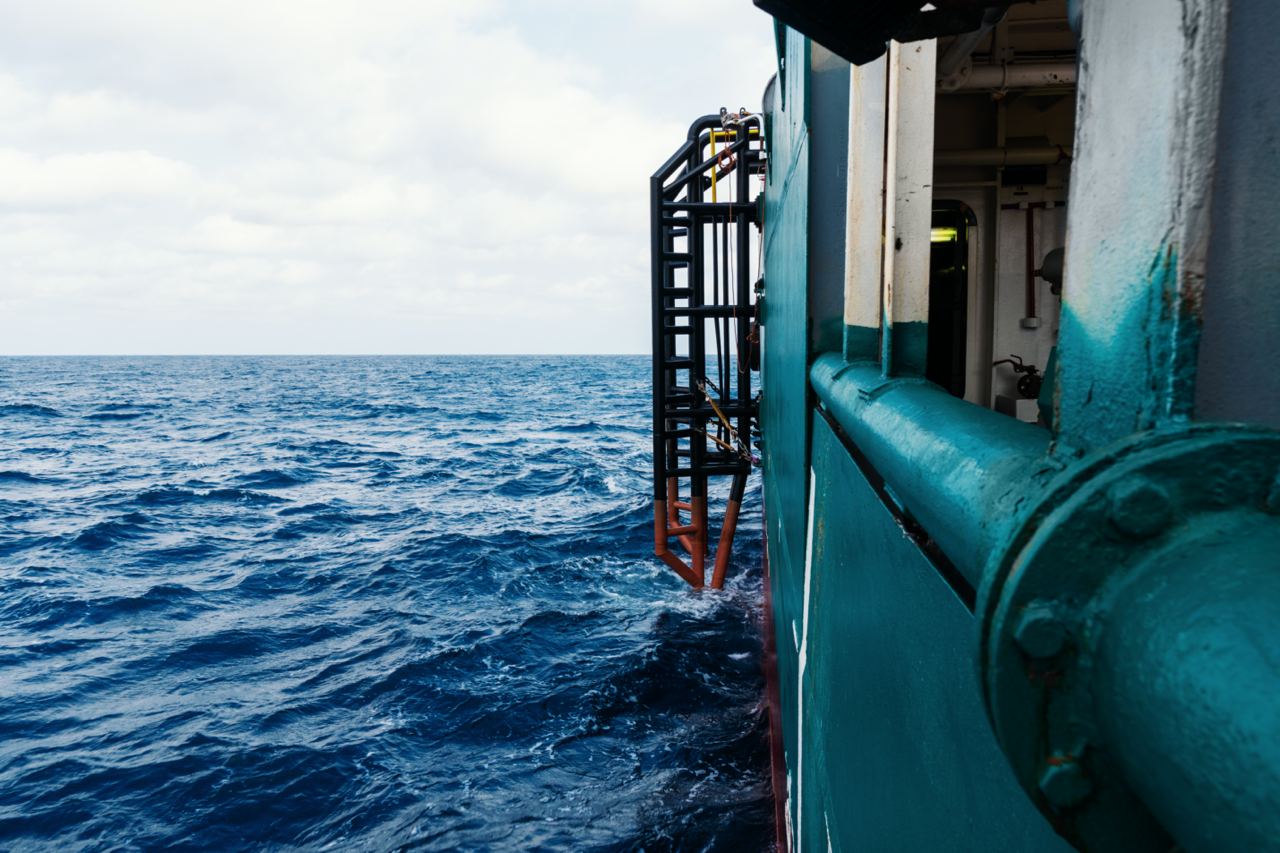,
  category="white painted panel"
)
[1059,0,1229,442]
[887,40,938,326]
[843,56,887,331]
